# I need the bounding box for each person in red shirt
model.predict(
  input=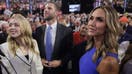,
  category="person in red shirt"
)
[73,23,88,46]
